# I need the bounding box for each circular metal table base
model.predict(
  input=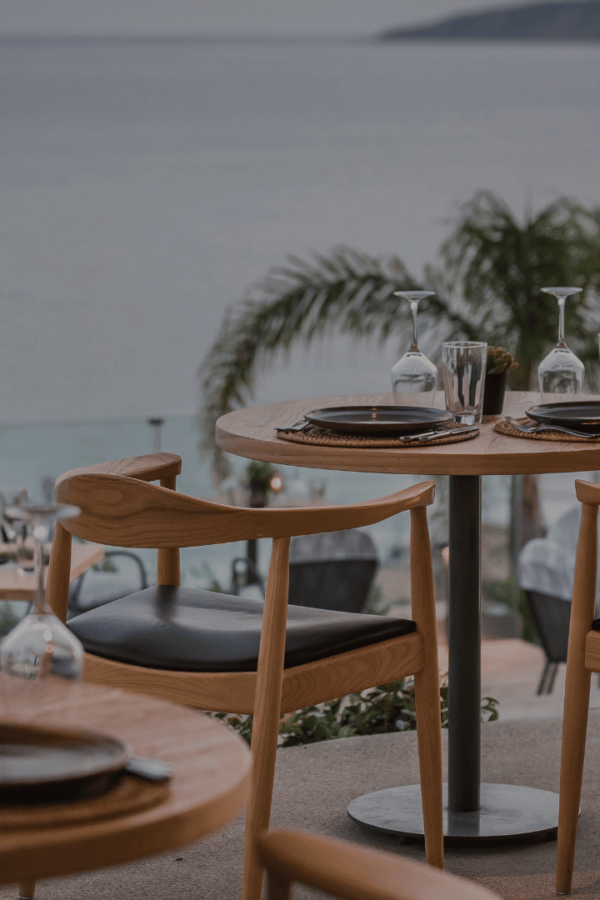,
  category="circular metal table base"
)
[348,783,560,846]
